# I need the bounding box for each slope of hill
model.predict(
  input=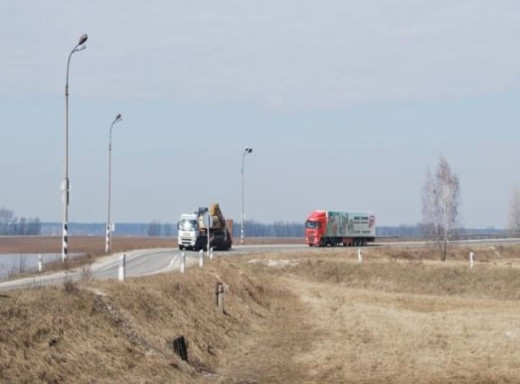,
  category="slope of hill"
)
[2,246,520,383]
